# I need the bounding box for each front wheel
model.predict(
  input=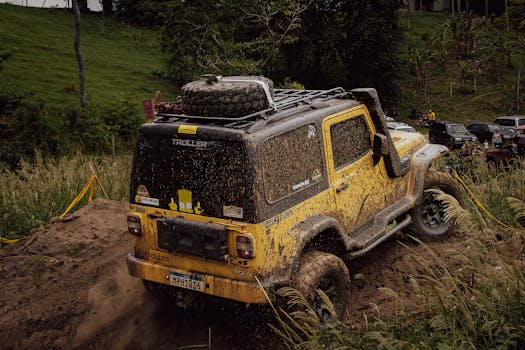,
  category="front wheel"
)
[292,251,351,321]
[409,171,462,239]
